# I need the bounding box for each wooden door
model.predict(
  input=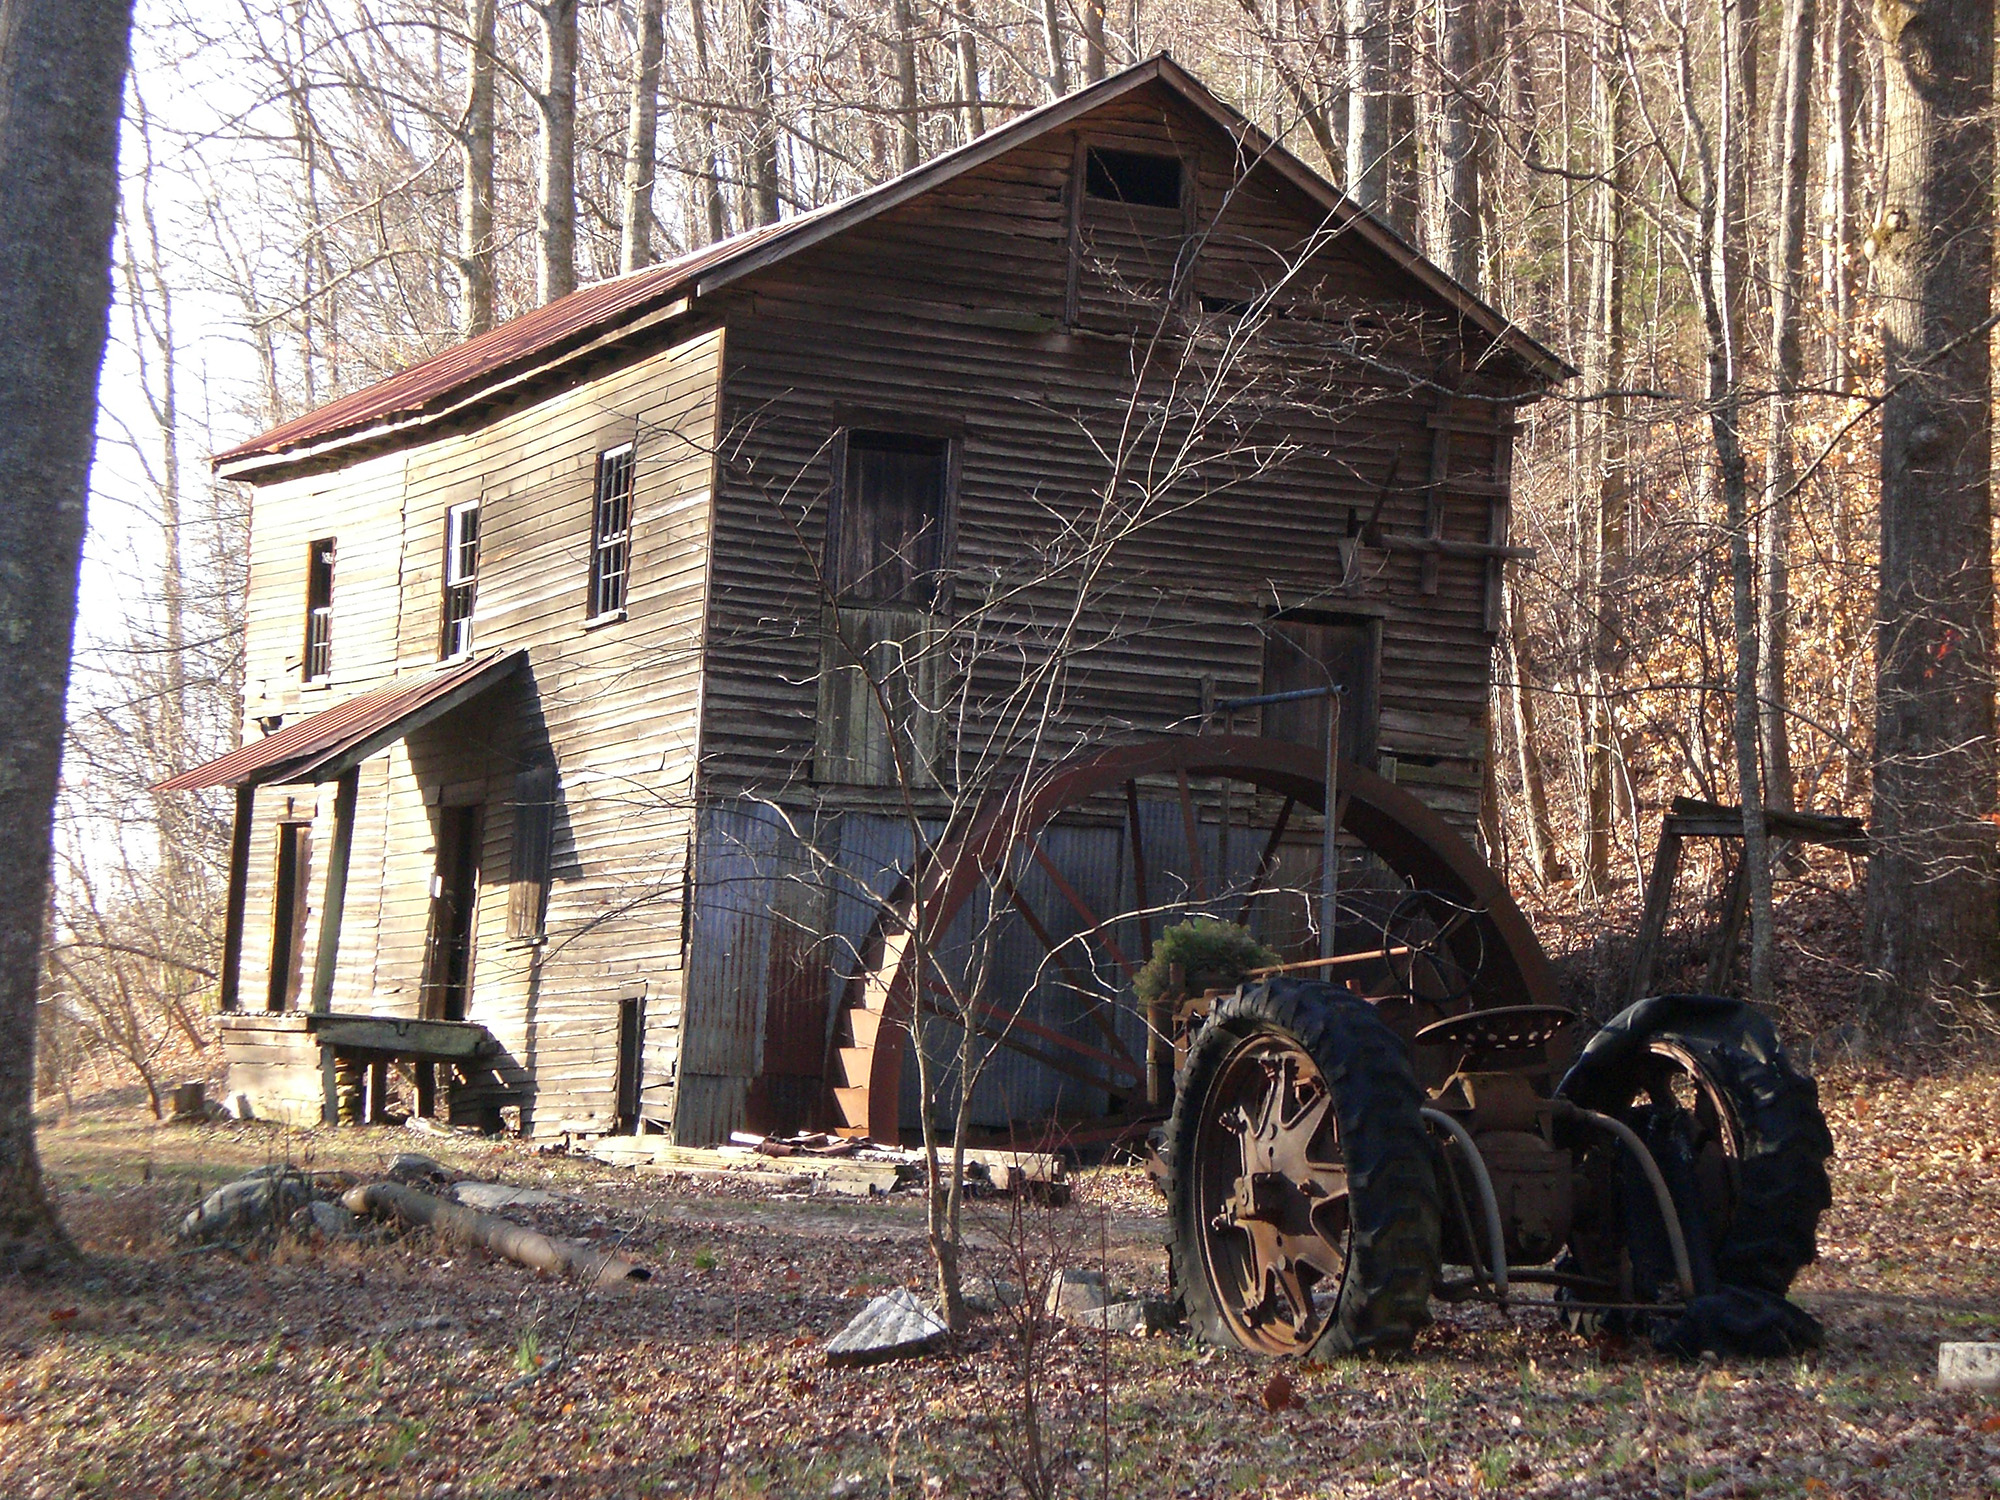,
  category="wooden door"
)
[1260,618,1380,768]
[267,822,311,1011]
[421,804,482,1021]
